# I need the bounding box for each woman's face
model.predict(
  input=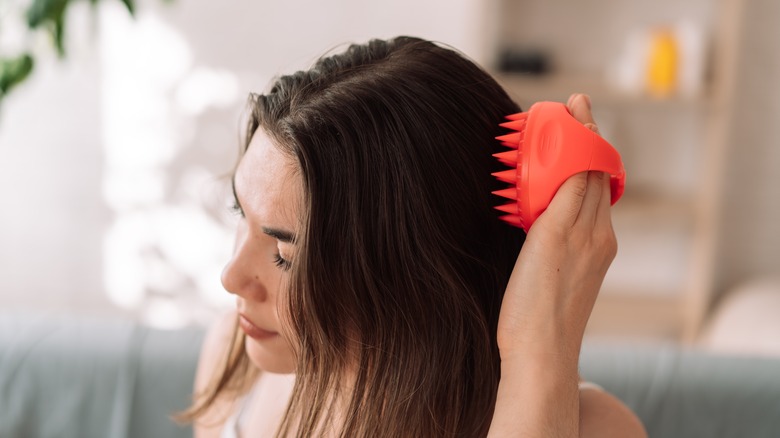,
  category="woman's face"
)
[222,129,301,374]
